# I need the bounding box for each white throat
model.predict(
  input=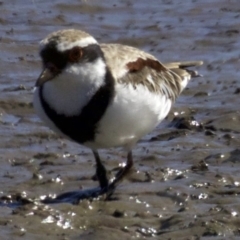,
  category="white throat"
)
[42,57,107,116]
